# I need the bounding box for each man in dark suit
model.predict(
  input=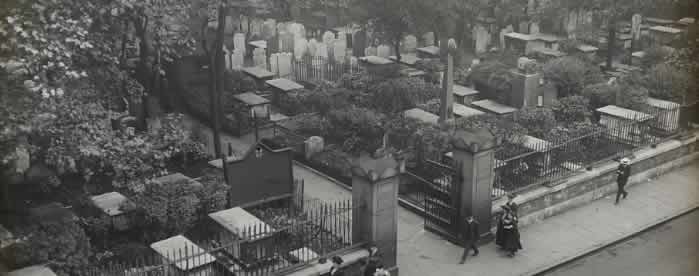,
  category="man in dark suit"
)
[459,215,480,264]
[615,158,631,204]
